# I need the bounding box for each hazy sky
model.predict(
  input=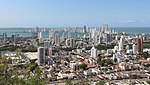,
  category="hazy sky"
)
[0,0,150,27]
